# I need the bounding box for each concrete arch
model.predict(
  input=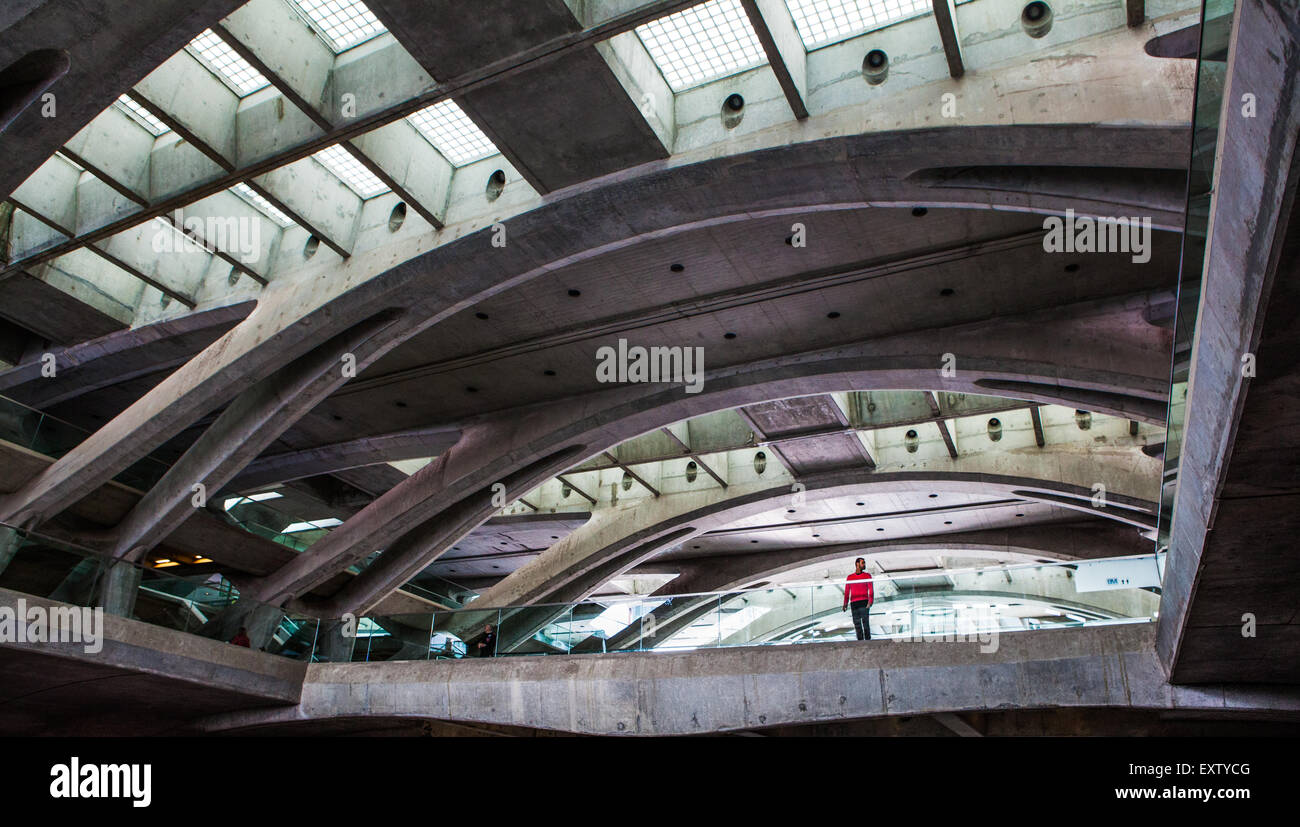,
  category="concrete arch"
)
[414,459,1156,651]
[606,520,1154,651]
[267,292,1167,613]
[0,123,1181,533]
